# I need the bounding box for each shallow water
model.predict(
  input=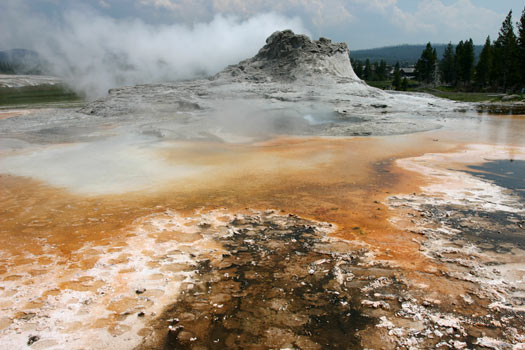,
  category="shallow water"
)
[466,159,525,198]
[0,133,210,195]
